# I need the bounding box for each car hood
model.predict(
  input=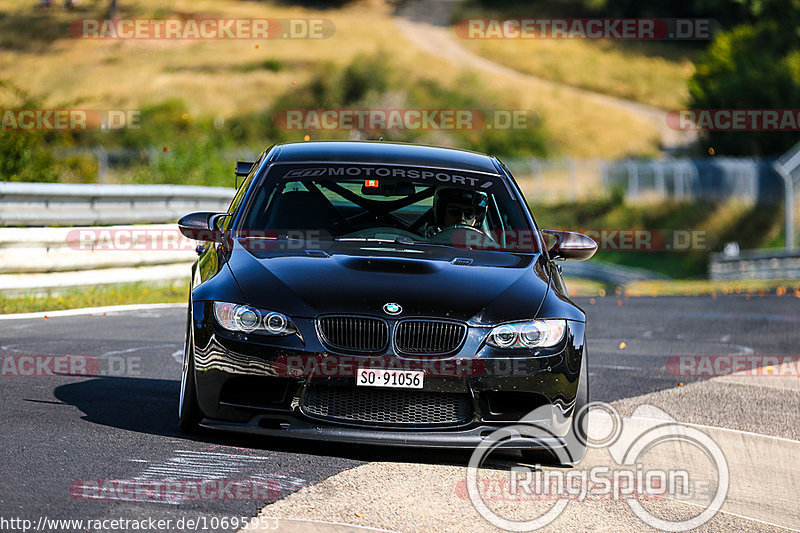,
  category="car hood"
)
[226,240,550,324]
